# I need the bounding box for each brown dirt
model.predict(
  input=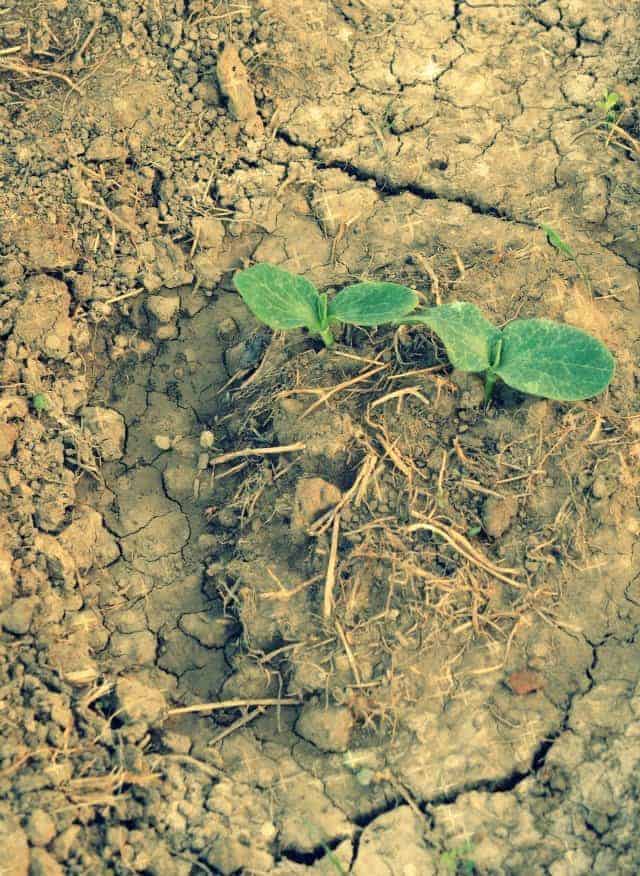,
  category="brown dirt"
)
[1,0,640,873]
